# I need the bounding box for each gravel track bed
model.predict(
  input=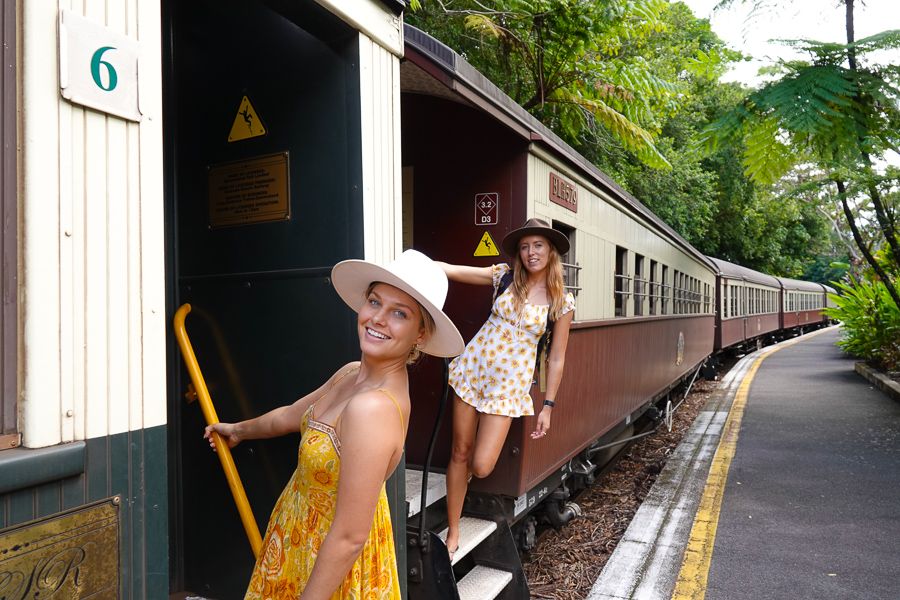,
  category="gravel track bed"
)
[522,375,725,600]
